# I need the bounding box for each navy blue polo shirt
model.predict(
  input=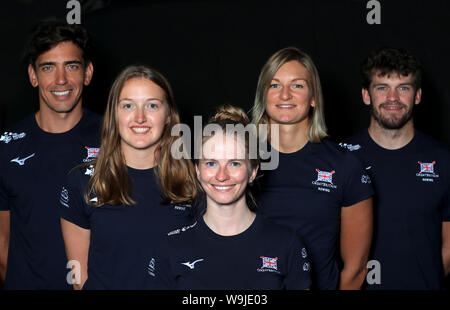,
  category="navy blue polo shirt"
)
[0,110,101,289]
[148,214,311,290]
[343,129,450,290]
[59,165,194,289]
[257,139,374,290]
